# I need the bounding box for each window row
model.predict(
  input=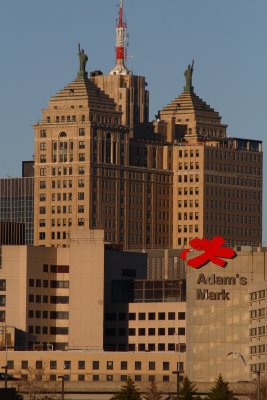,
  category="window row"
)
[178,200,199,208]
[105,312,185,321]
[250,290,266,301]
[206,187,260,200]
[28,310,69,319]
[15,359,179,372]
[178,162,199,170]
[28,295,69,304]
[250,344,266,354]
[250,309,266,319]
[250,326,266,336]
[178,175,199,183]
[28,326,68,335]
[178,149,200,158]
[206,175,261,188]
[29,279,69,288]
[178,187,199,196]
[105,327,185,336]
